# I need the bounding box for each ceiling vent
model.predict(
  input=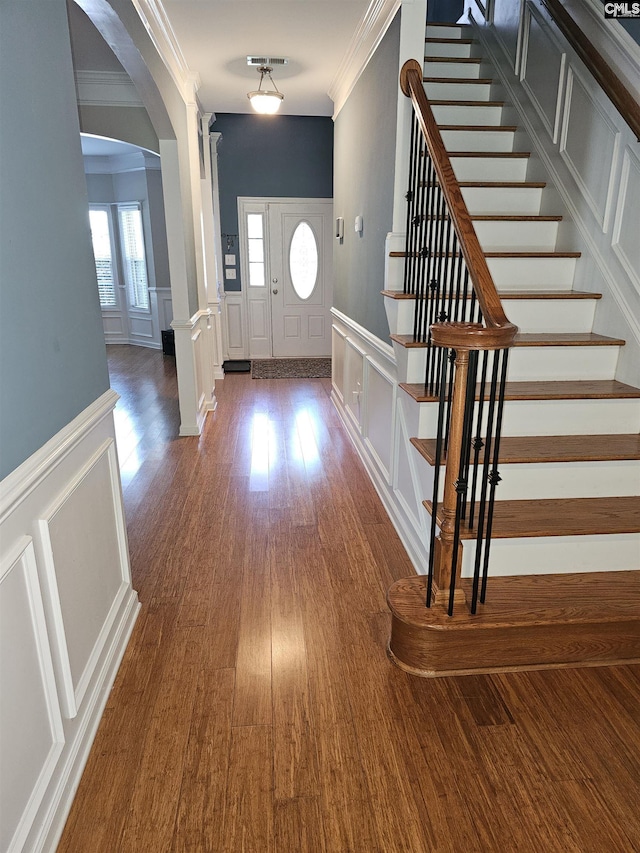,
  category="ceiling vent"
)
[247,56,289,67]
